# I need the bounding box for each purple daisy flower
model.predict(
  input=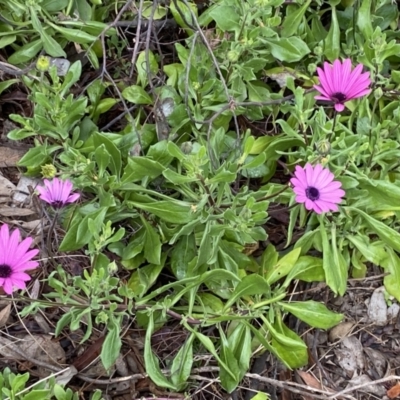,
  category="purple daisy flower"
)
[36,178,80,208]
[0,224,39,294]
[314,59,371,112]
[290,163,345,214]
